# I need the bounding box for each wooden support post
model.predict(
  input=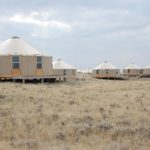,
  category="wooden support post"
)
[41,79,44,84]
[22,79,25,84]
